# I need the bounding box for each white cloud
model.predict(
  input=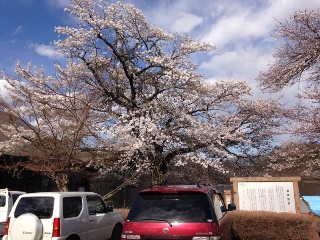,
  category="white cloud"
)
[27,43,64,59]
[201,46,273,82]
[201,6,274,48]
[200,0,320,49]
[46,0,70,9]
[14,26,23,35]
[0,79,12,101]
[172,12,203,33]
[138,0,211,34]
[195,0,320,100]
